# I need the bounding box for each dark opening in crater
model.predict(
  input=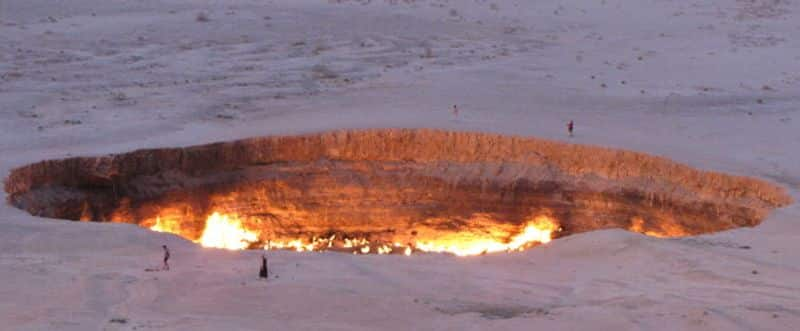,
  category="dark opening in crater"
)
[3,129,792,255]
